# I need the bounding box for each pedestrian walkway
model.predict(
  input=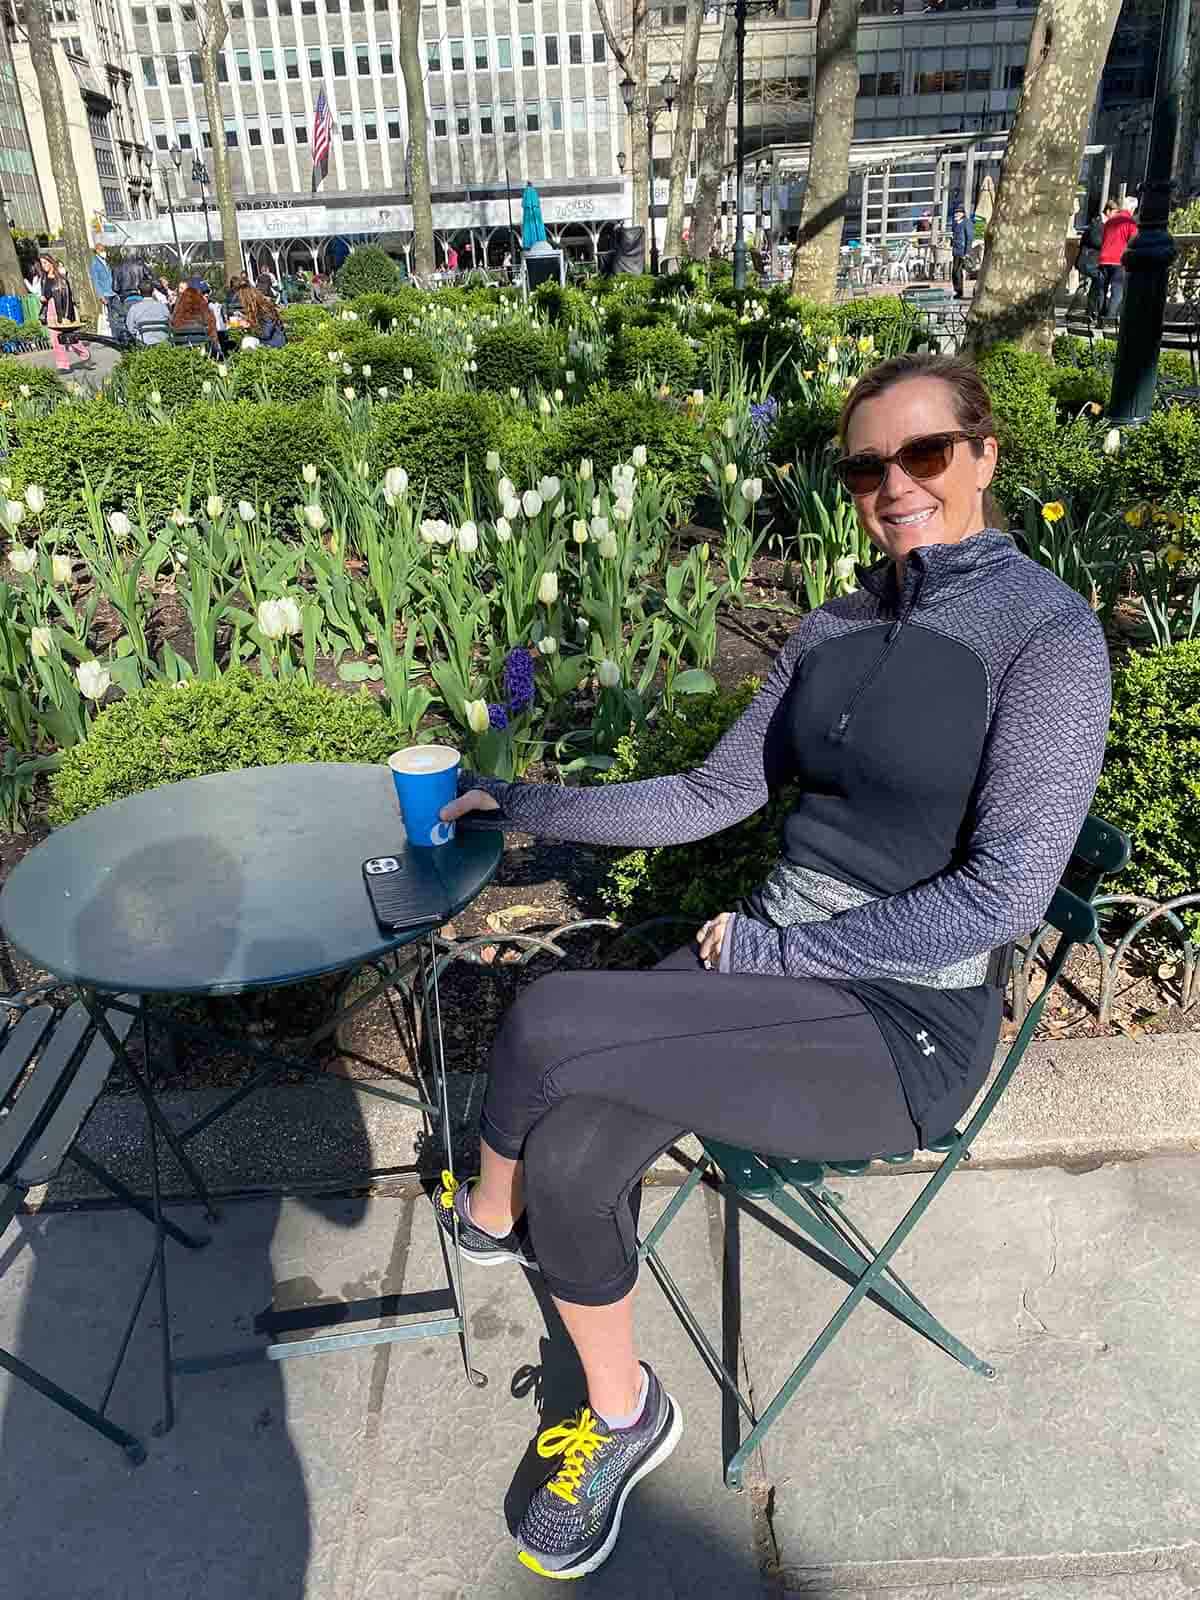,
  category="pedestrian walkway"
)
[2,1152,1197,1598]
